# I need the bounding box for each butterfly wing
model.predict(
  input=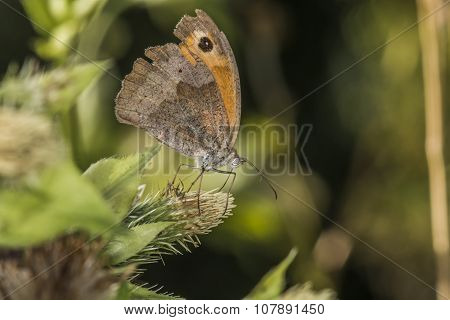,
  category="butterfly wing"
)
[174,9,241,146]
[116,43,229,158]
[115,10,241,158]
